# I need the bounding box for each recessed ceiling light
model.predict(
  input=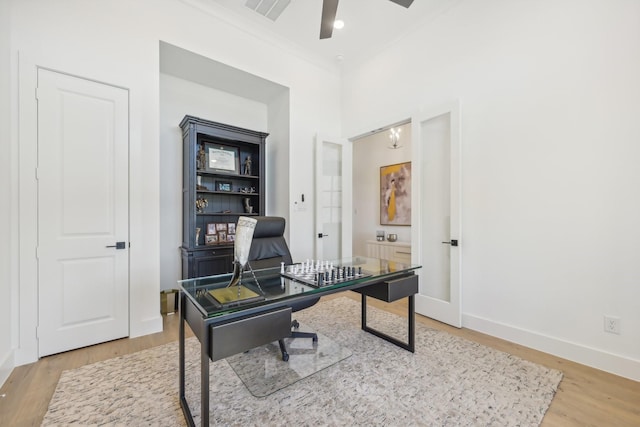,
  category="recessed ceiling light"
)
[333,19,345,30]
